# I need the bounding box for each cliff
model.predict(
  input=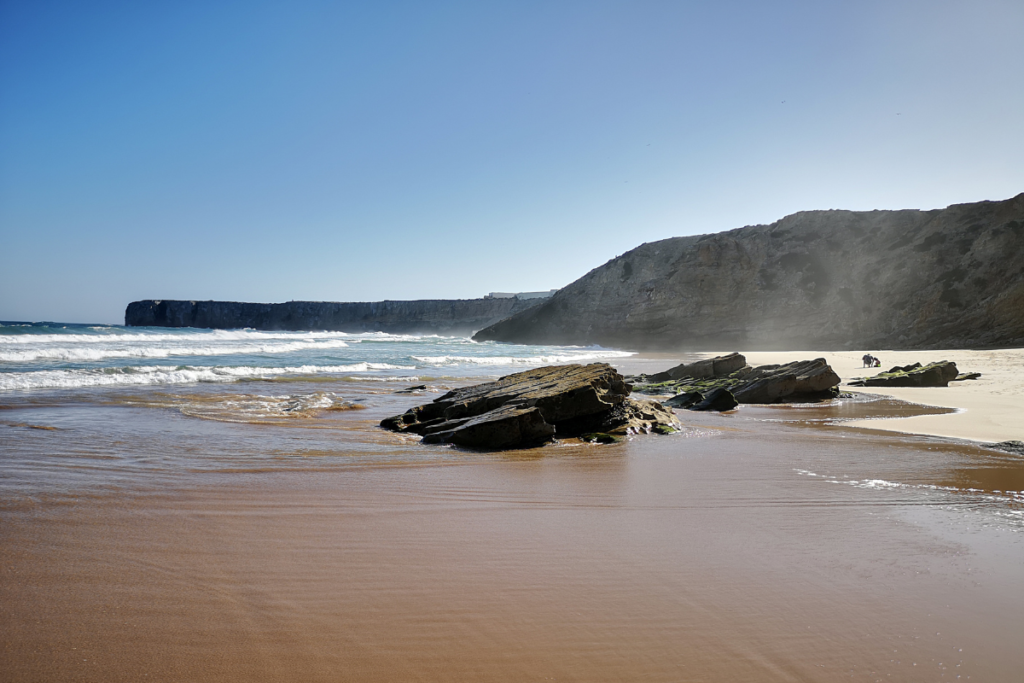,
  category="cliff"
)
[125,297,543,335]
[474,194,1024,350]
